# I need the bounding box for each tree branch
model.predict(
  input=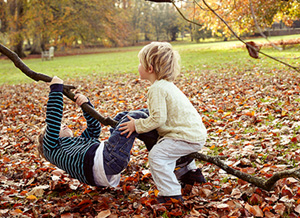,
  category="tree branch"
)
[171,1,204,27]
[189,152,300,191]
[0,43,118,128]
